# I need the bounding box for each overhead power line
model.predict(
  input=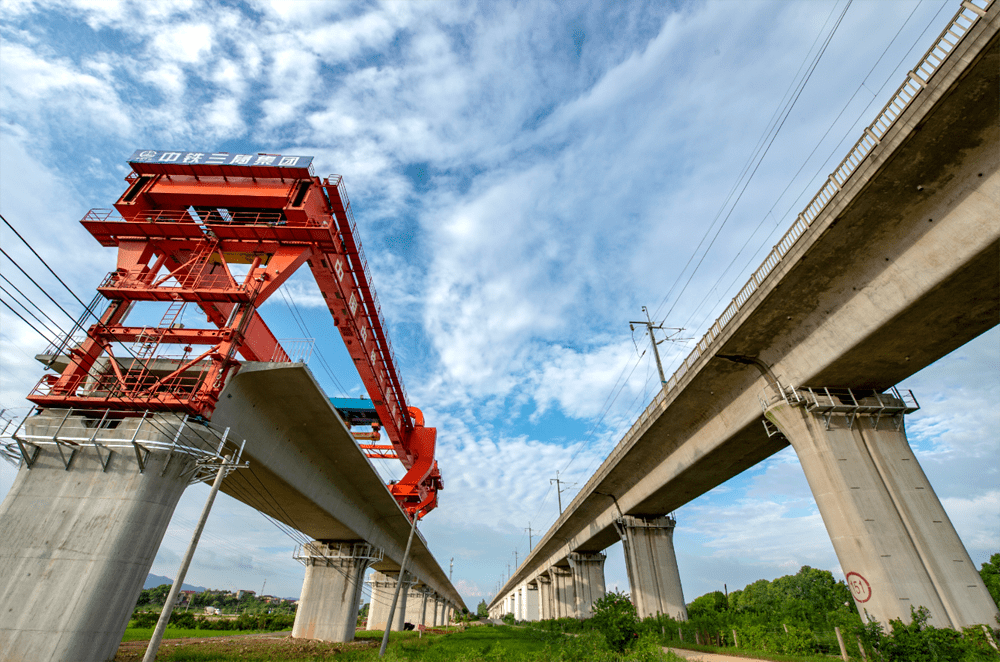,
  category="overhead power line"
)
[650,0,854,328]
